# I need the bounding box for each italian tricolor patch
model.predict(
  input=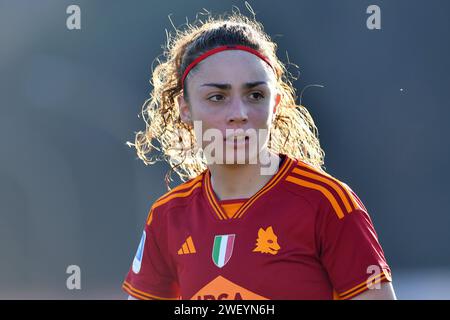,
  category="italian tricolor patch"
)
[212,234,236,268]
